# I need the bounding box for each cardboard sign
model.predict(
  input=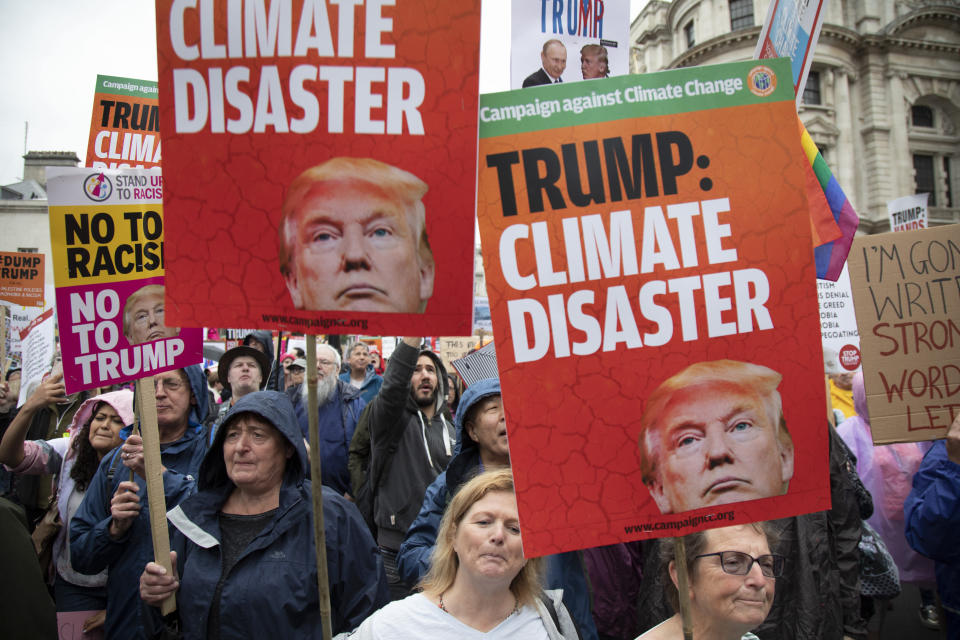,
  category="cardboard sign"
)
[818,263,860,372]
[511,0,630,86]
[436,336,478,374]
[754,0,826,105]
[154,0,481,336]
[0,252,45,307]
[46,167,203,394]
[477,58,830,555]
[887,193,929,232]
[847,225,960,444]
[85,75,161,170]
